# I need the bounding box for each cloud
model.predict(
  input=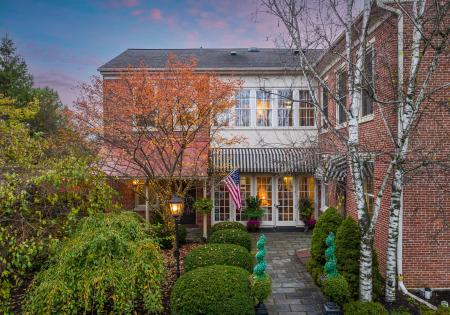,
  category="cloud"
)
[104,0,140,8]
[131,9,145,16]
[32,69,82,106]
[149,8,162,21]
